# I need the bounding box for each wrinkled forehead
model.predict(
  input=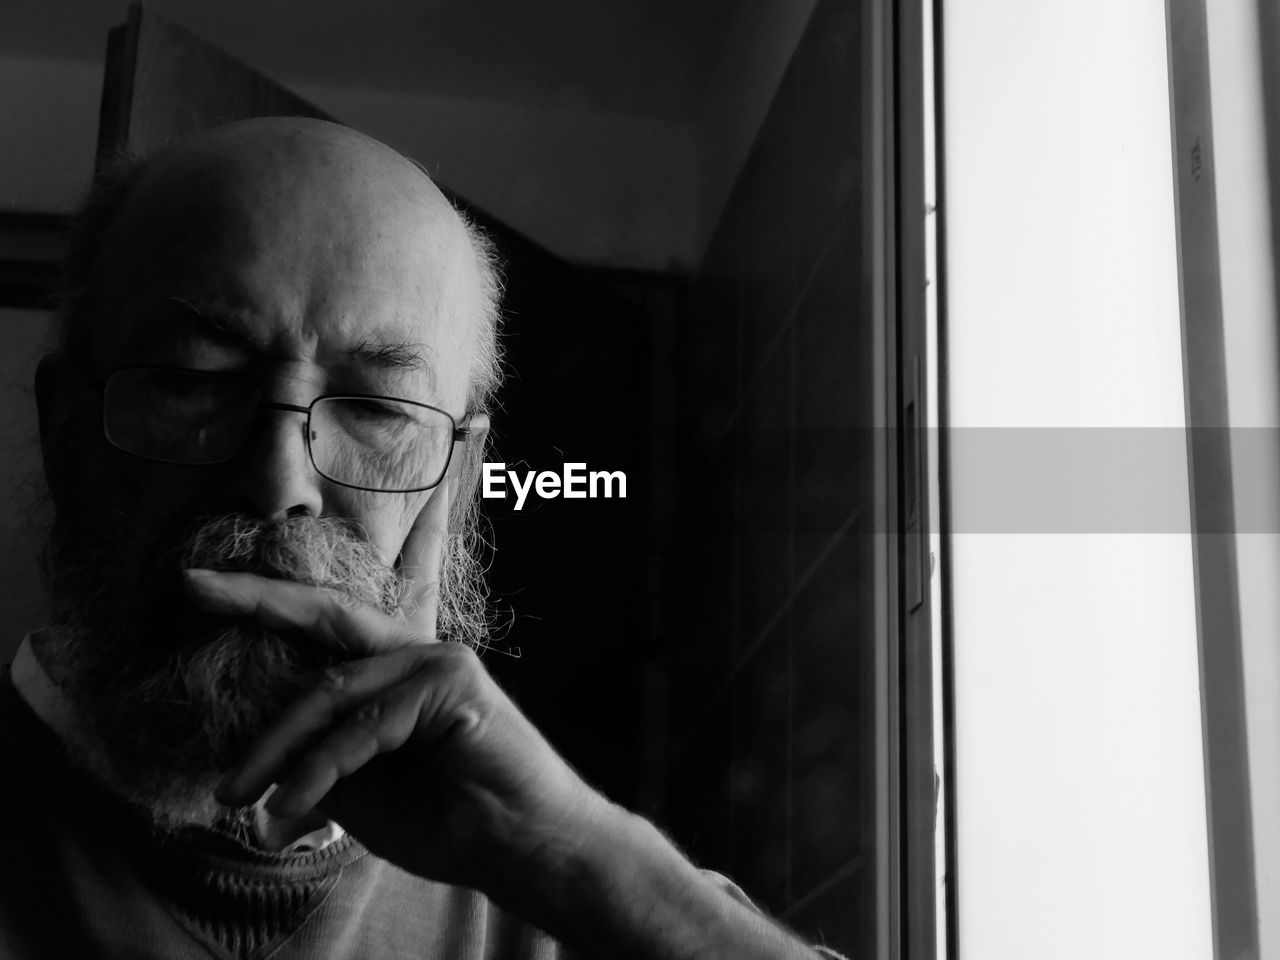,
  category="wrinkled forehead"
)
[89,130,482,407]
